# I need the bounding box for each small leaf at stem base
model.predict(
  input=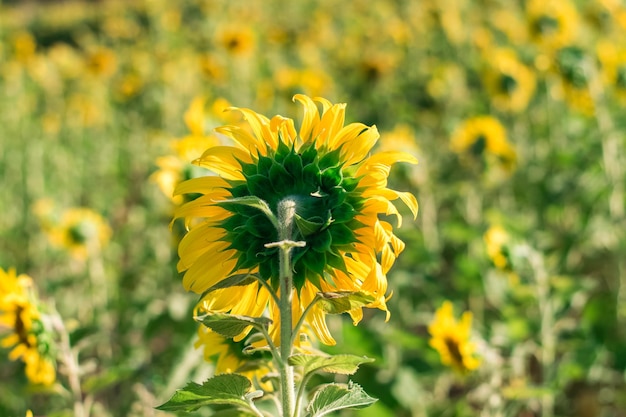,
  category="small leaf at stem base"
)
[195,313,272,338]
[156,374,254,412]
[306,381,377,417]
